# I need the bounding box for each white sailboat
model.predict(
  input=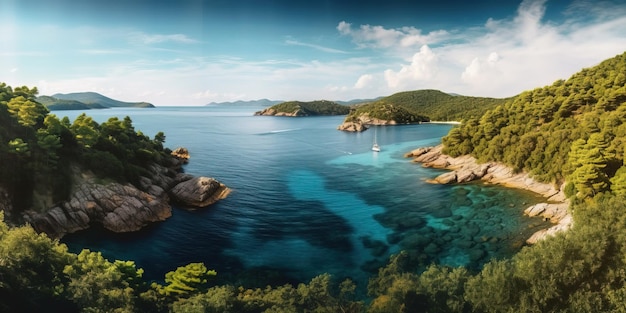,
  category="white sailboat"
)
[371,128,381,152]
